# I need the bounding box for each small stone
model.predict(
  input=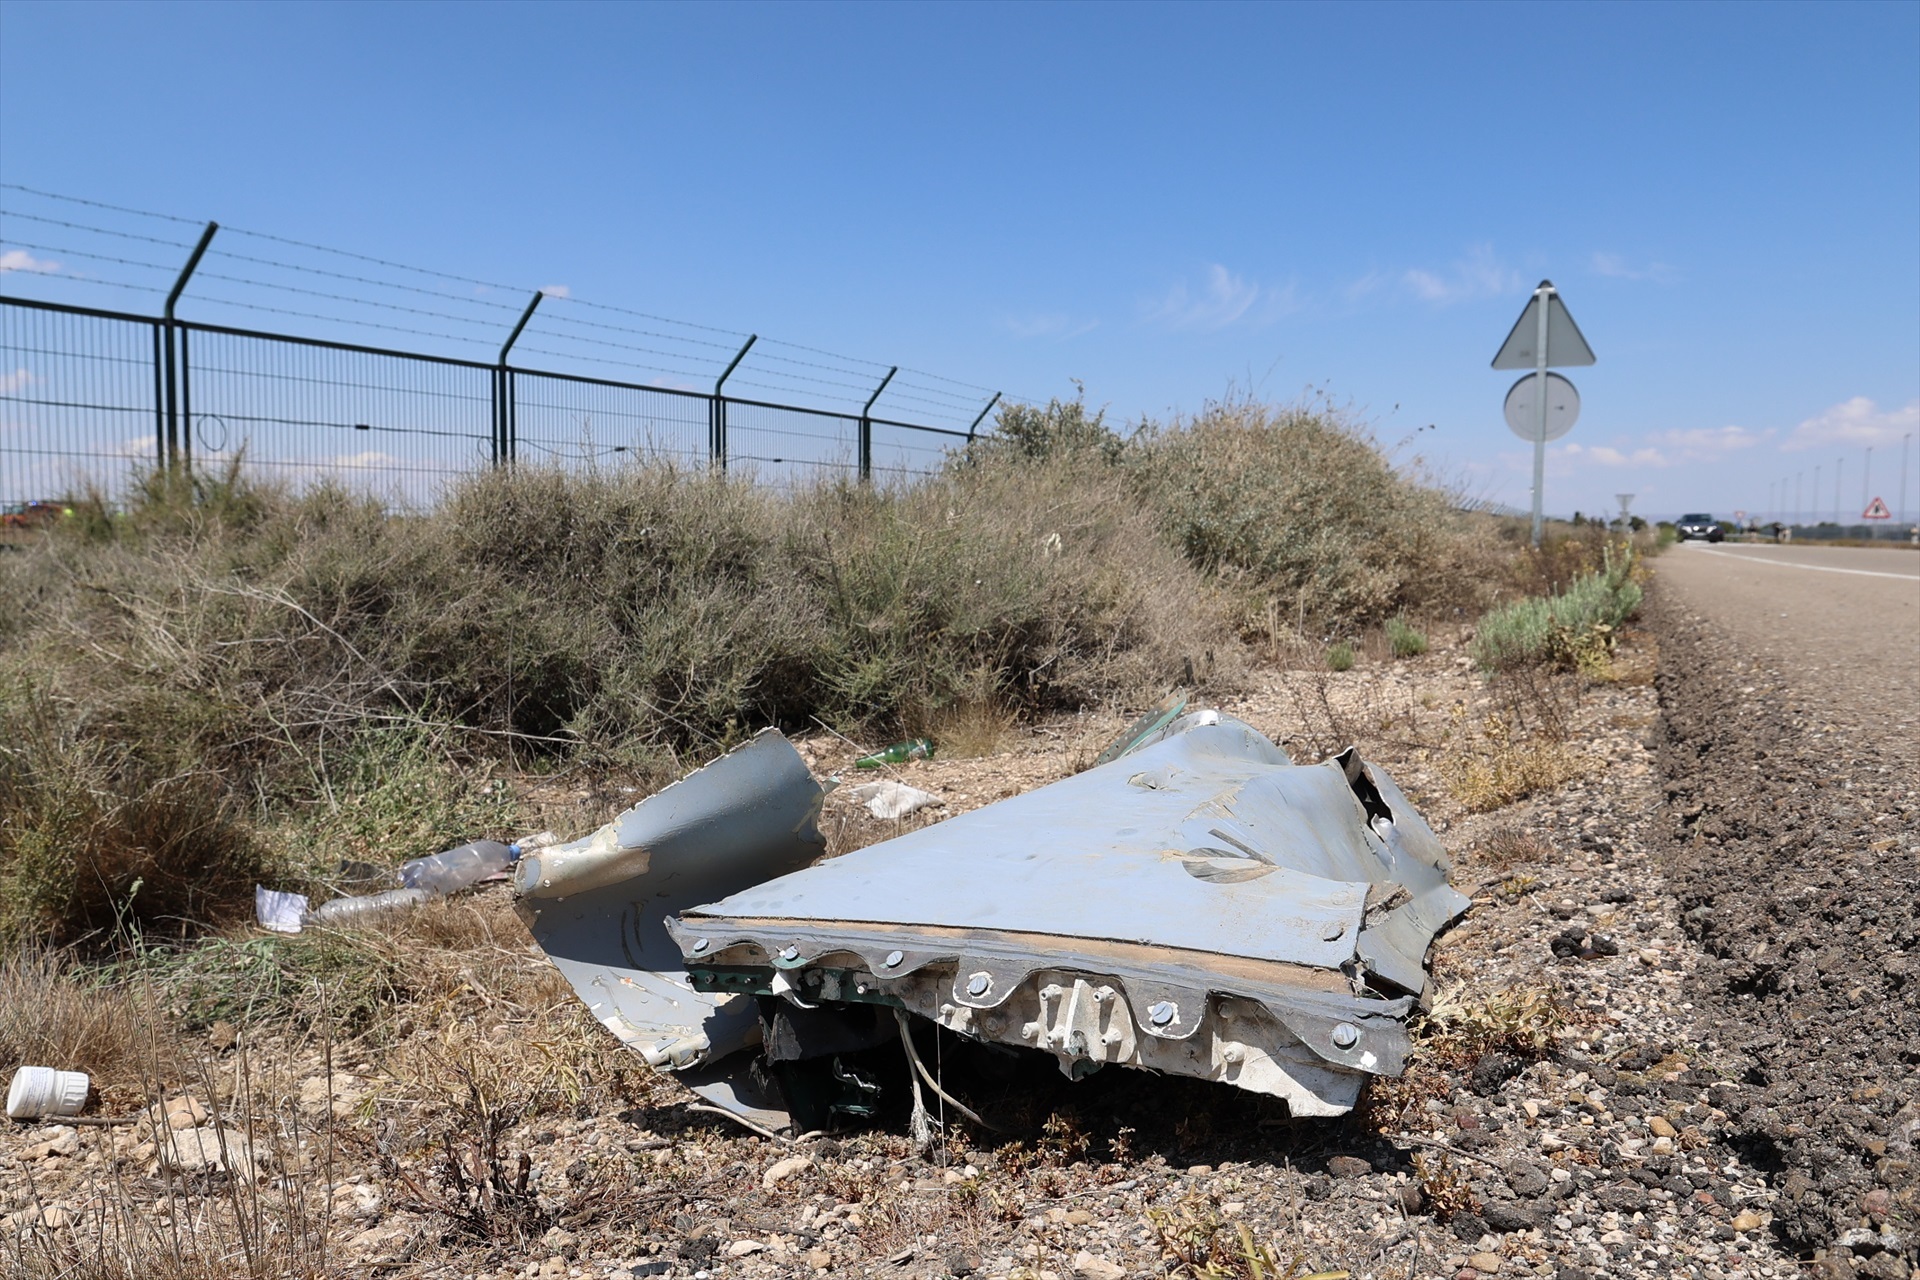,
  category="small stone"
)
[161,1126,258,1178]
[1732,1209,1764,1231]
[807,1248,833,1270]
[1449,1210,1489,1242]
[1467,1254,1505,1274]
[725,1240,766,1258]
[207,1020,238,1050]
[1482,1200,1539,1232]
[1505,1162,1549,1199]
[1588,933,1620,957]
[160,1095,209,1129]
[1072,1252,1126,1280]
[943,1250,977,1276]
[22,1127,79,1161]
[1646,1114,1677,1137]
[541,1227,576,1253]
[11,1203,76,1230]
[762,1155,812,1189]
[1187,1164,1213,1176]
[1326,1154,1372,1179]
[1065,1208,1094,1225]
